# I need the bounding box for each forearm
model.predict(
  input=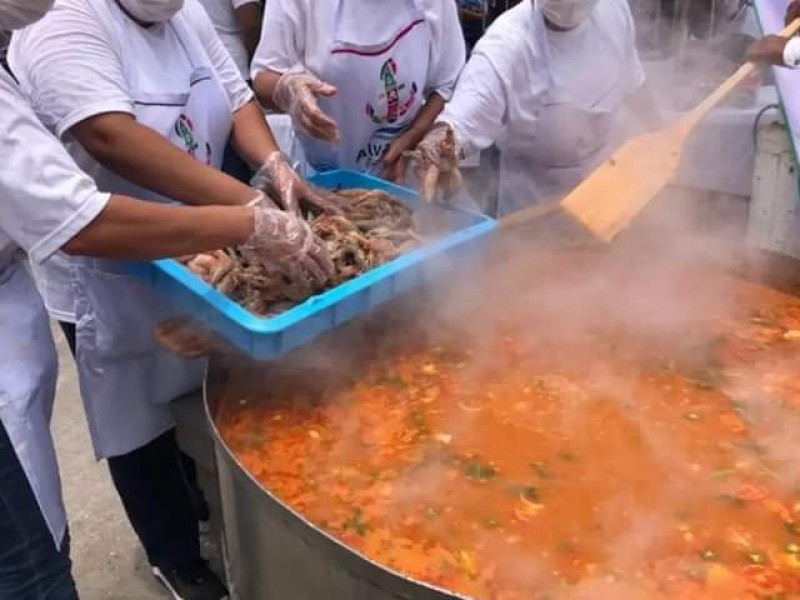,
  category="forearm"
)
[230,100,281,169]
[401,93,445,148]
[253,70,283,111]
[63,195,253,259]
[71,113,256,207]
